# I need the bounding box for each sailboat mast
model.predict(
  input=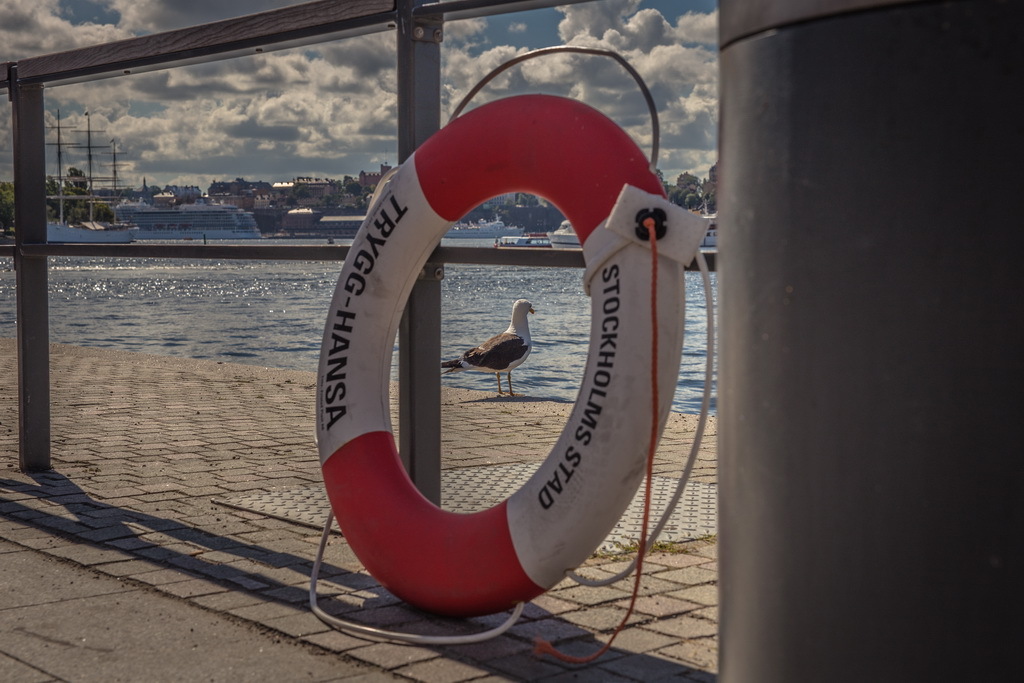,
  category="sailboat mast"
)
[56,110,65,224]
[111,140,118,196]
[86,112,95,222]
